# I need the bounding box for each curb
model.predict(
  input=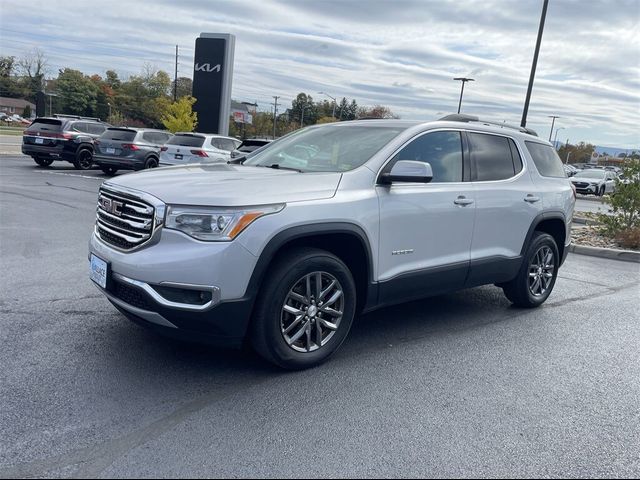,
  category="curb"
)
[572,217,597,226]
[575,195,606,203]
[569,244,640,263]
